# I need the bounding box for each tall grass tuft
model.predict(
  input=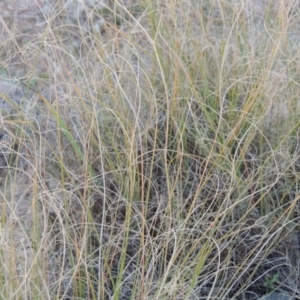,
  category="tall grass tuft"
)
[0,0,299,299]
